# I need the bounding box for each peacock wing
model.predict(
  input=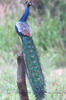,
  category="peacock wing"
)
[16,22,32,37]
